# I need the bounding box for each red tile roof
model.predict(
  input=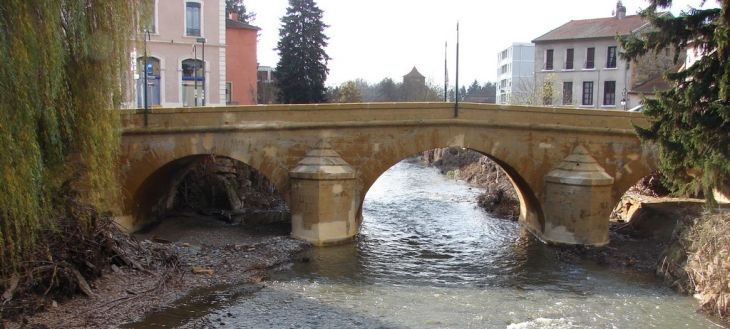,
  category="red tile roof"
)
[532,15,648,42]
[403,66,425,78]
[225,19,260,31]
